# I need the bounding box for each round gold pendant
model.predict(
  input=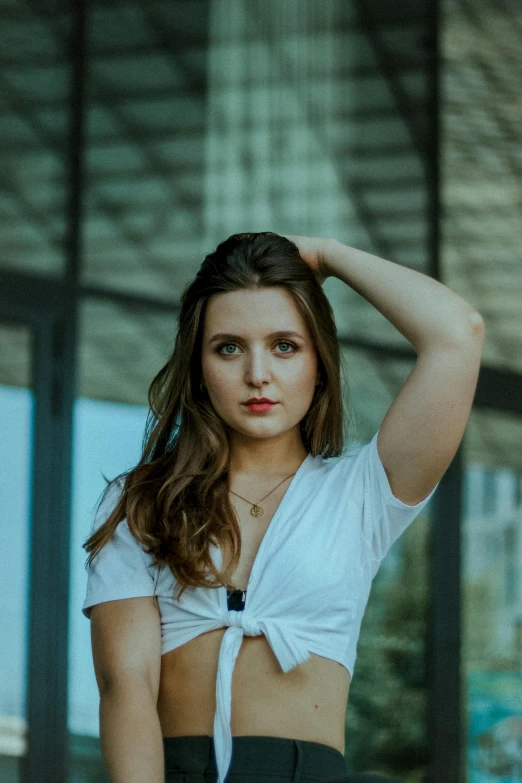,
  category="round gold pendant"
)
[250,504,263,517]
